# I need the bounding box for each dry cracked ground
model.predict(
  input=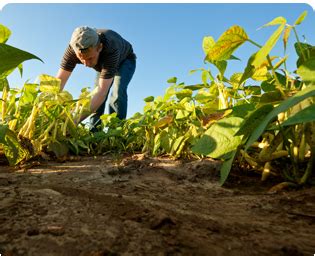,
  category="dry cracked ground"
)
[0,154,314,256]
